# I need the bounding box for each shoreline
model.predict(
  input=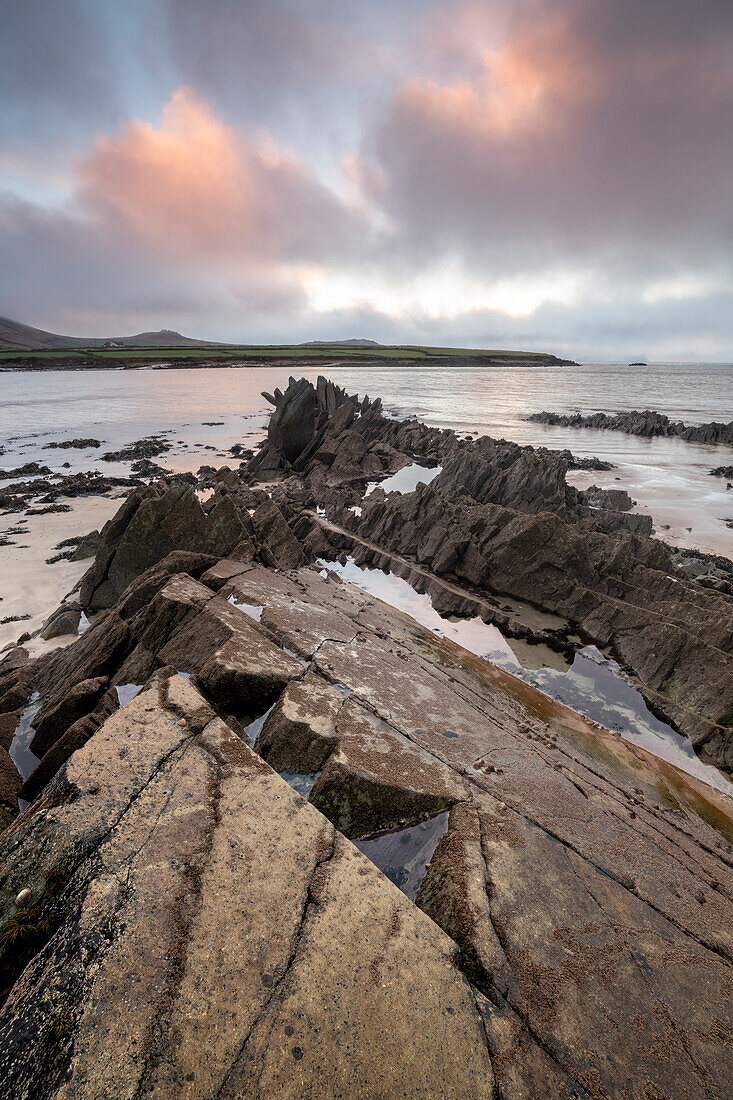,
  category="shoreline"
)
[0,375,731,1095]
[0,494,121,652]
